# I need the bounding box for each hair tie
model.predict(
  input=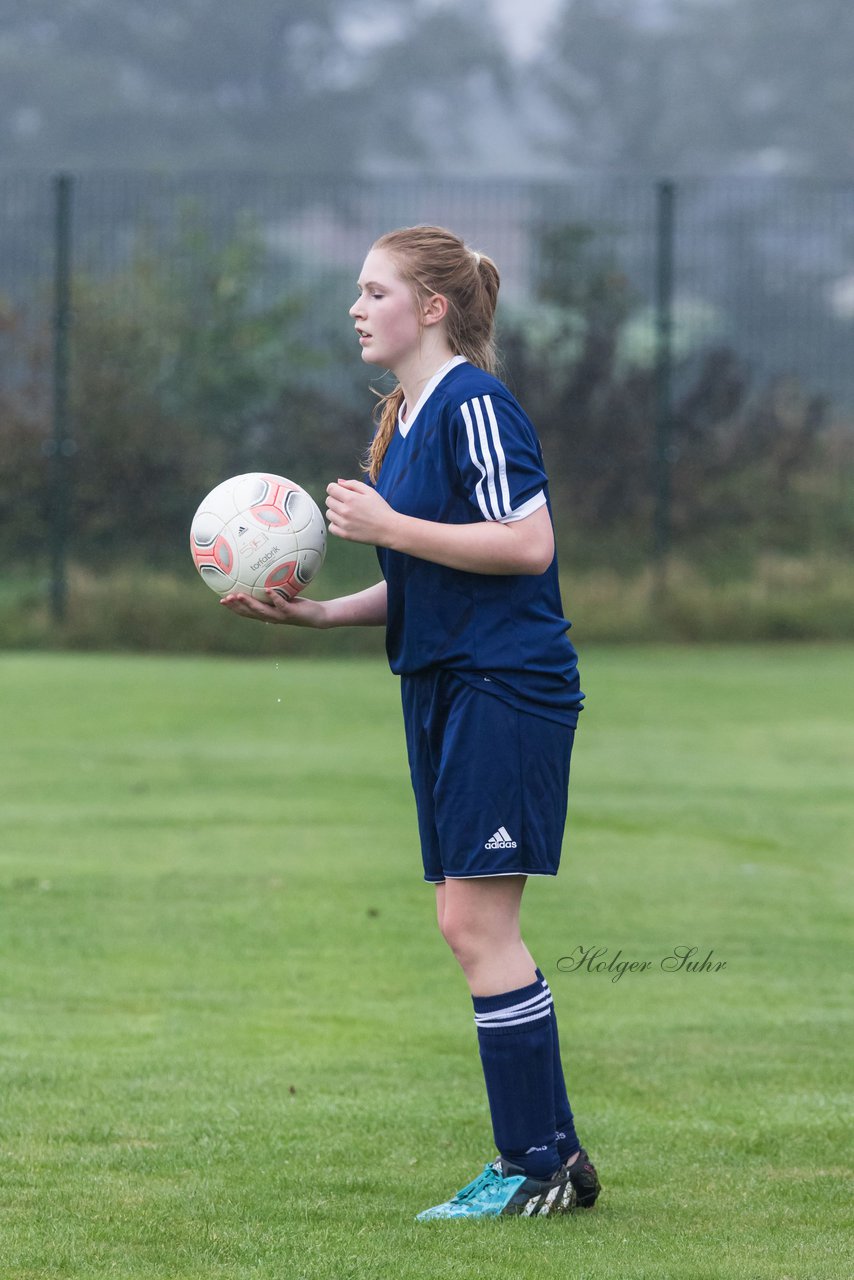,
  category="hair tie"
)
[472,250,481,268]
